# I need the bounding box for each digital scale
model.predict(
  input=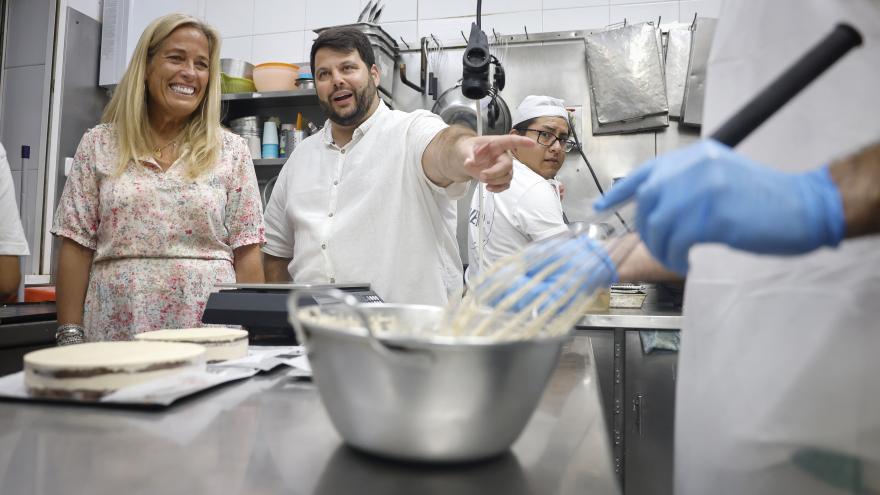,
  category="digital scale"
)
[201,283,383,345]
